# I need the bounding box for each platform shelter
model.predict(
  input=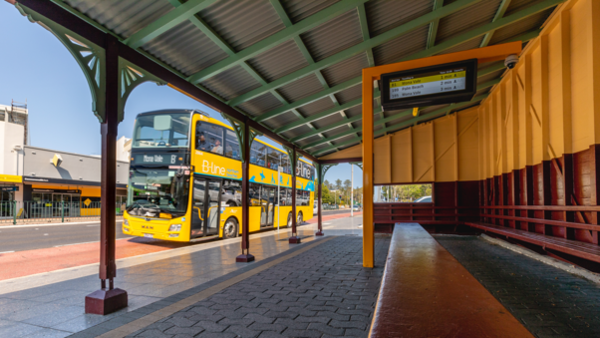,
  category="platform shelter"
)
[7,0,600,336]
